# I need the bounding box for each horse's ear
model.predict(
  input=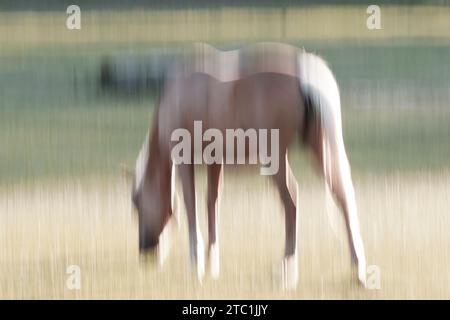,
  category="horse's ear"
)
[120,163,134,186]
